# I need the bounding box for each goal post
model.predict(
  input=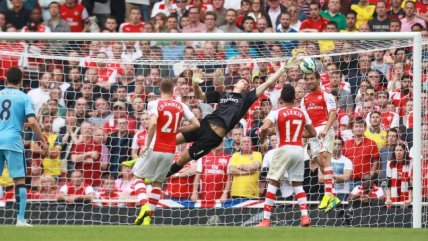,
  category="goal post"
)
[0,32,423,228]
